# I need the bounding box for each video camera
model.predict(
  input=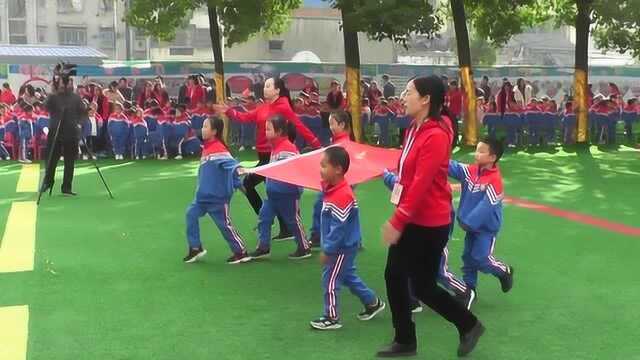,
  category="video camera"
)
[52,62,77,91]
